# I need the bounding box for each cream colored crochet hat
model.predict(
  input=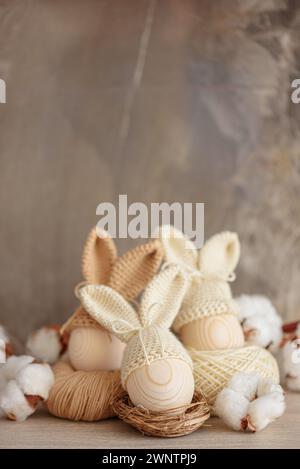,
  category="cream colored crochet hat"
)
[78,265,192,387]
[157,226,240,333]
[62,227,163,335]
